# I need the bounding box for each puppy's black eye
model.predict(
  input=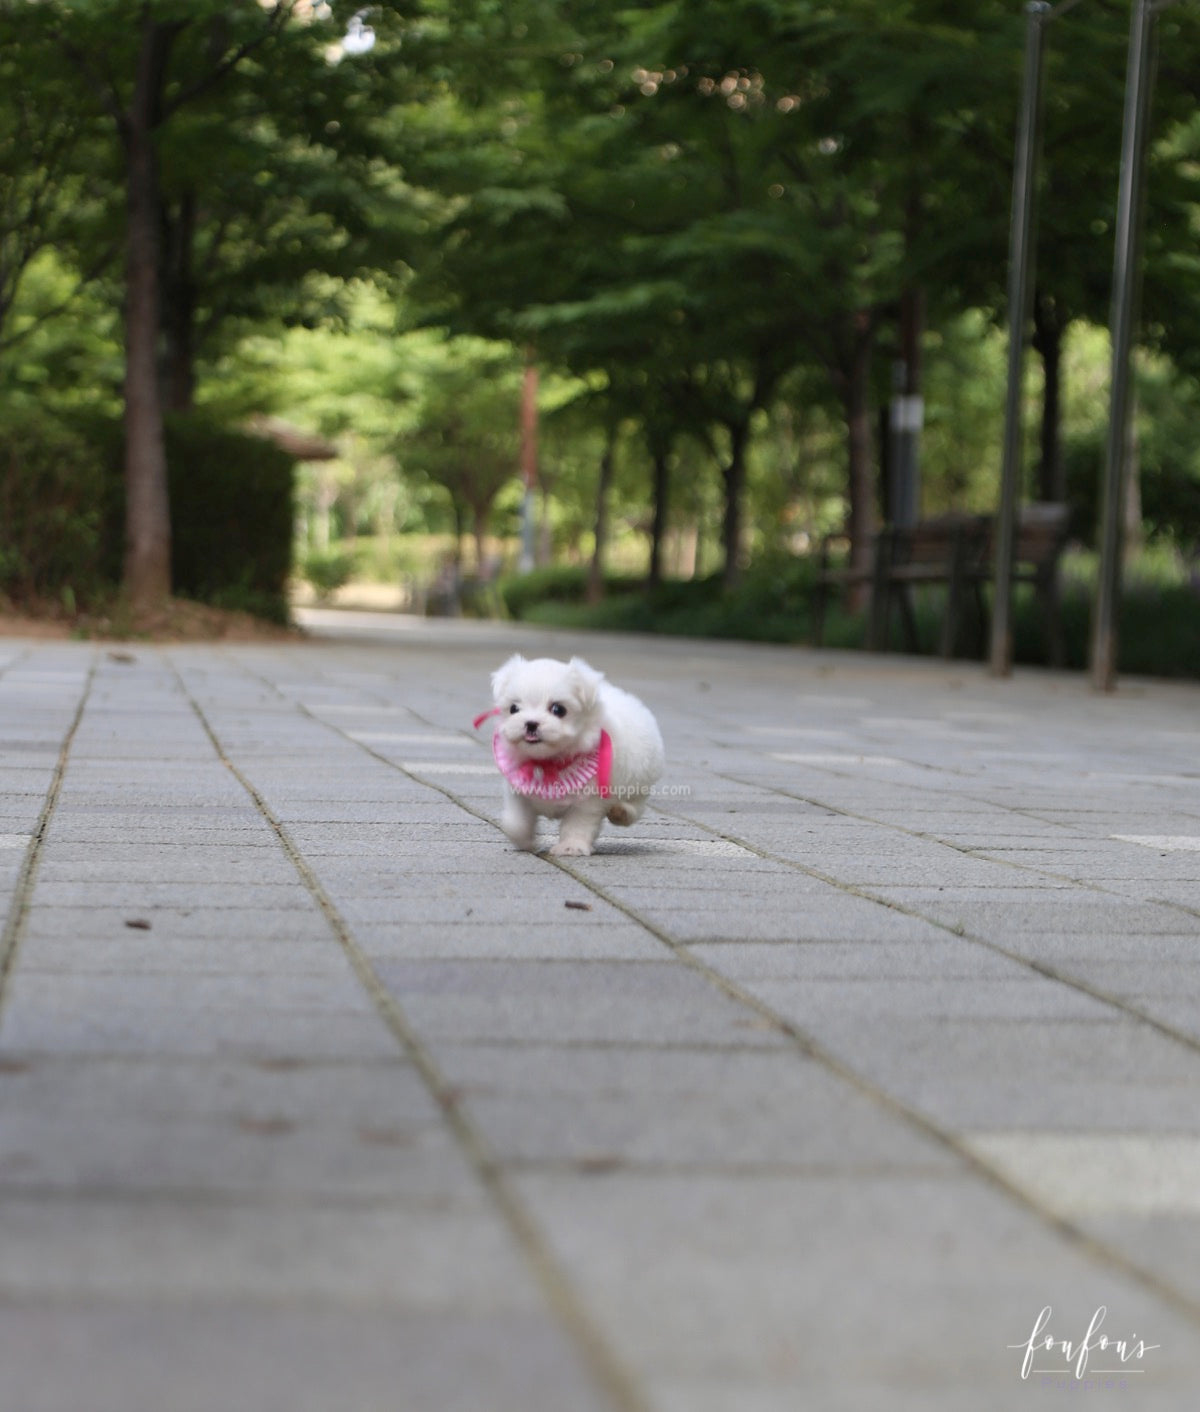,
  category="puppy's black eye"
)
[549,702,567,718]
[508,703,520,714]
